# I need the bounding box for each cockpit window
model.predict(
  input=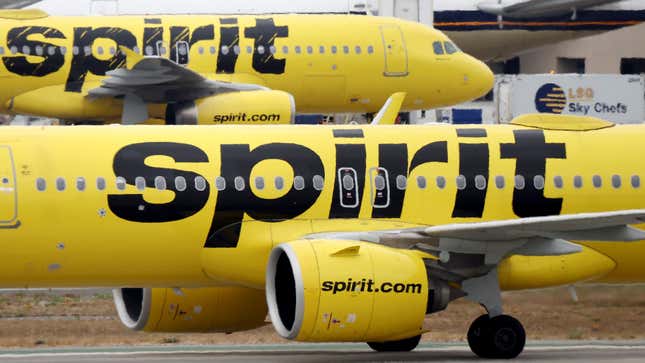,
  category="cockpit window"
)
[444,42,459,54]
[432,41,444,55]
